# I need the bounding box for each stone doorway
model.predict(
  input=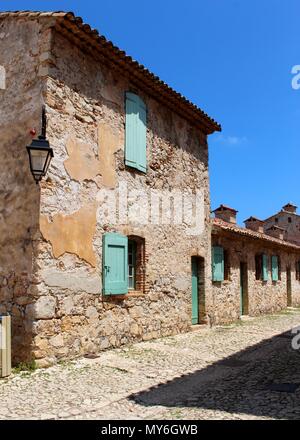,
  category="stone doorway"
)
[240,262,249,316]
[287,266,292,307]
[191,256,205,324]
